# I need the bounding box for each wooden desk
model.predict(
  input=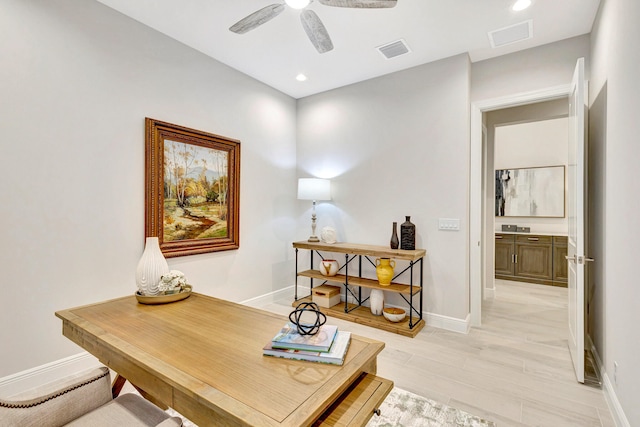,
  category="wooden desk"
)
[56,293,392,426]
